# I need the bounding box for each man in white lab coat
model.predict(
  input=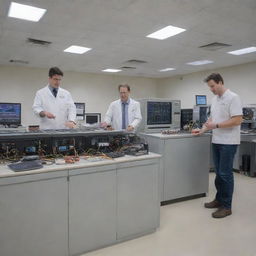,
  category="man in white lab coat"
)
[32,67,76,130]
[102,84,142,131]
